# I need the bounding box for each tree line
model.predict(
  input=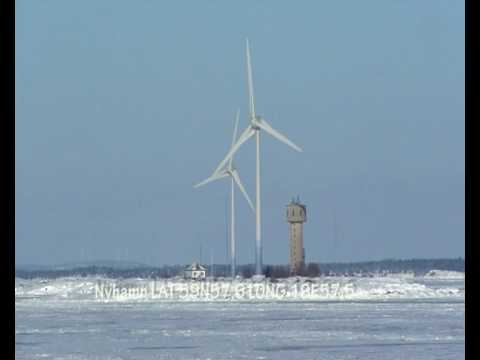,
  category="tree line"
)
[15,258,464,279]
